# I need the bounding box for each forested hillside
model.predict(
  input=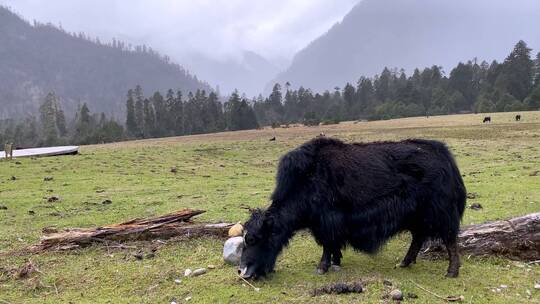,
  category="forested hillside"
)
[271,0,540,92]
[3,40,539,148]
[0,6,211,119]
